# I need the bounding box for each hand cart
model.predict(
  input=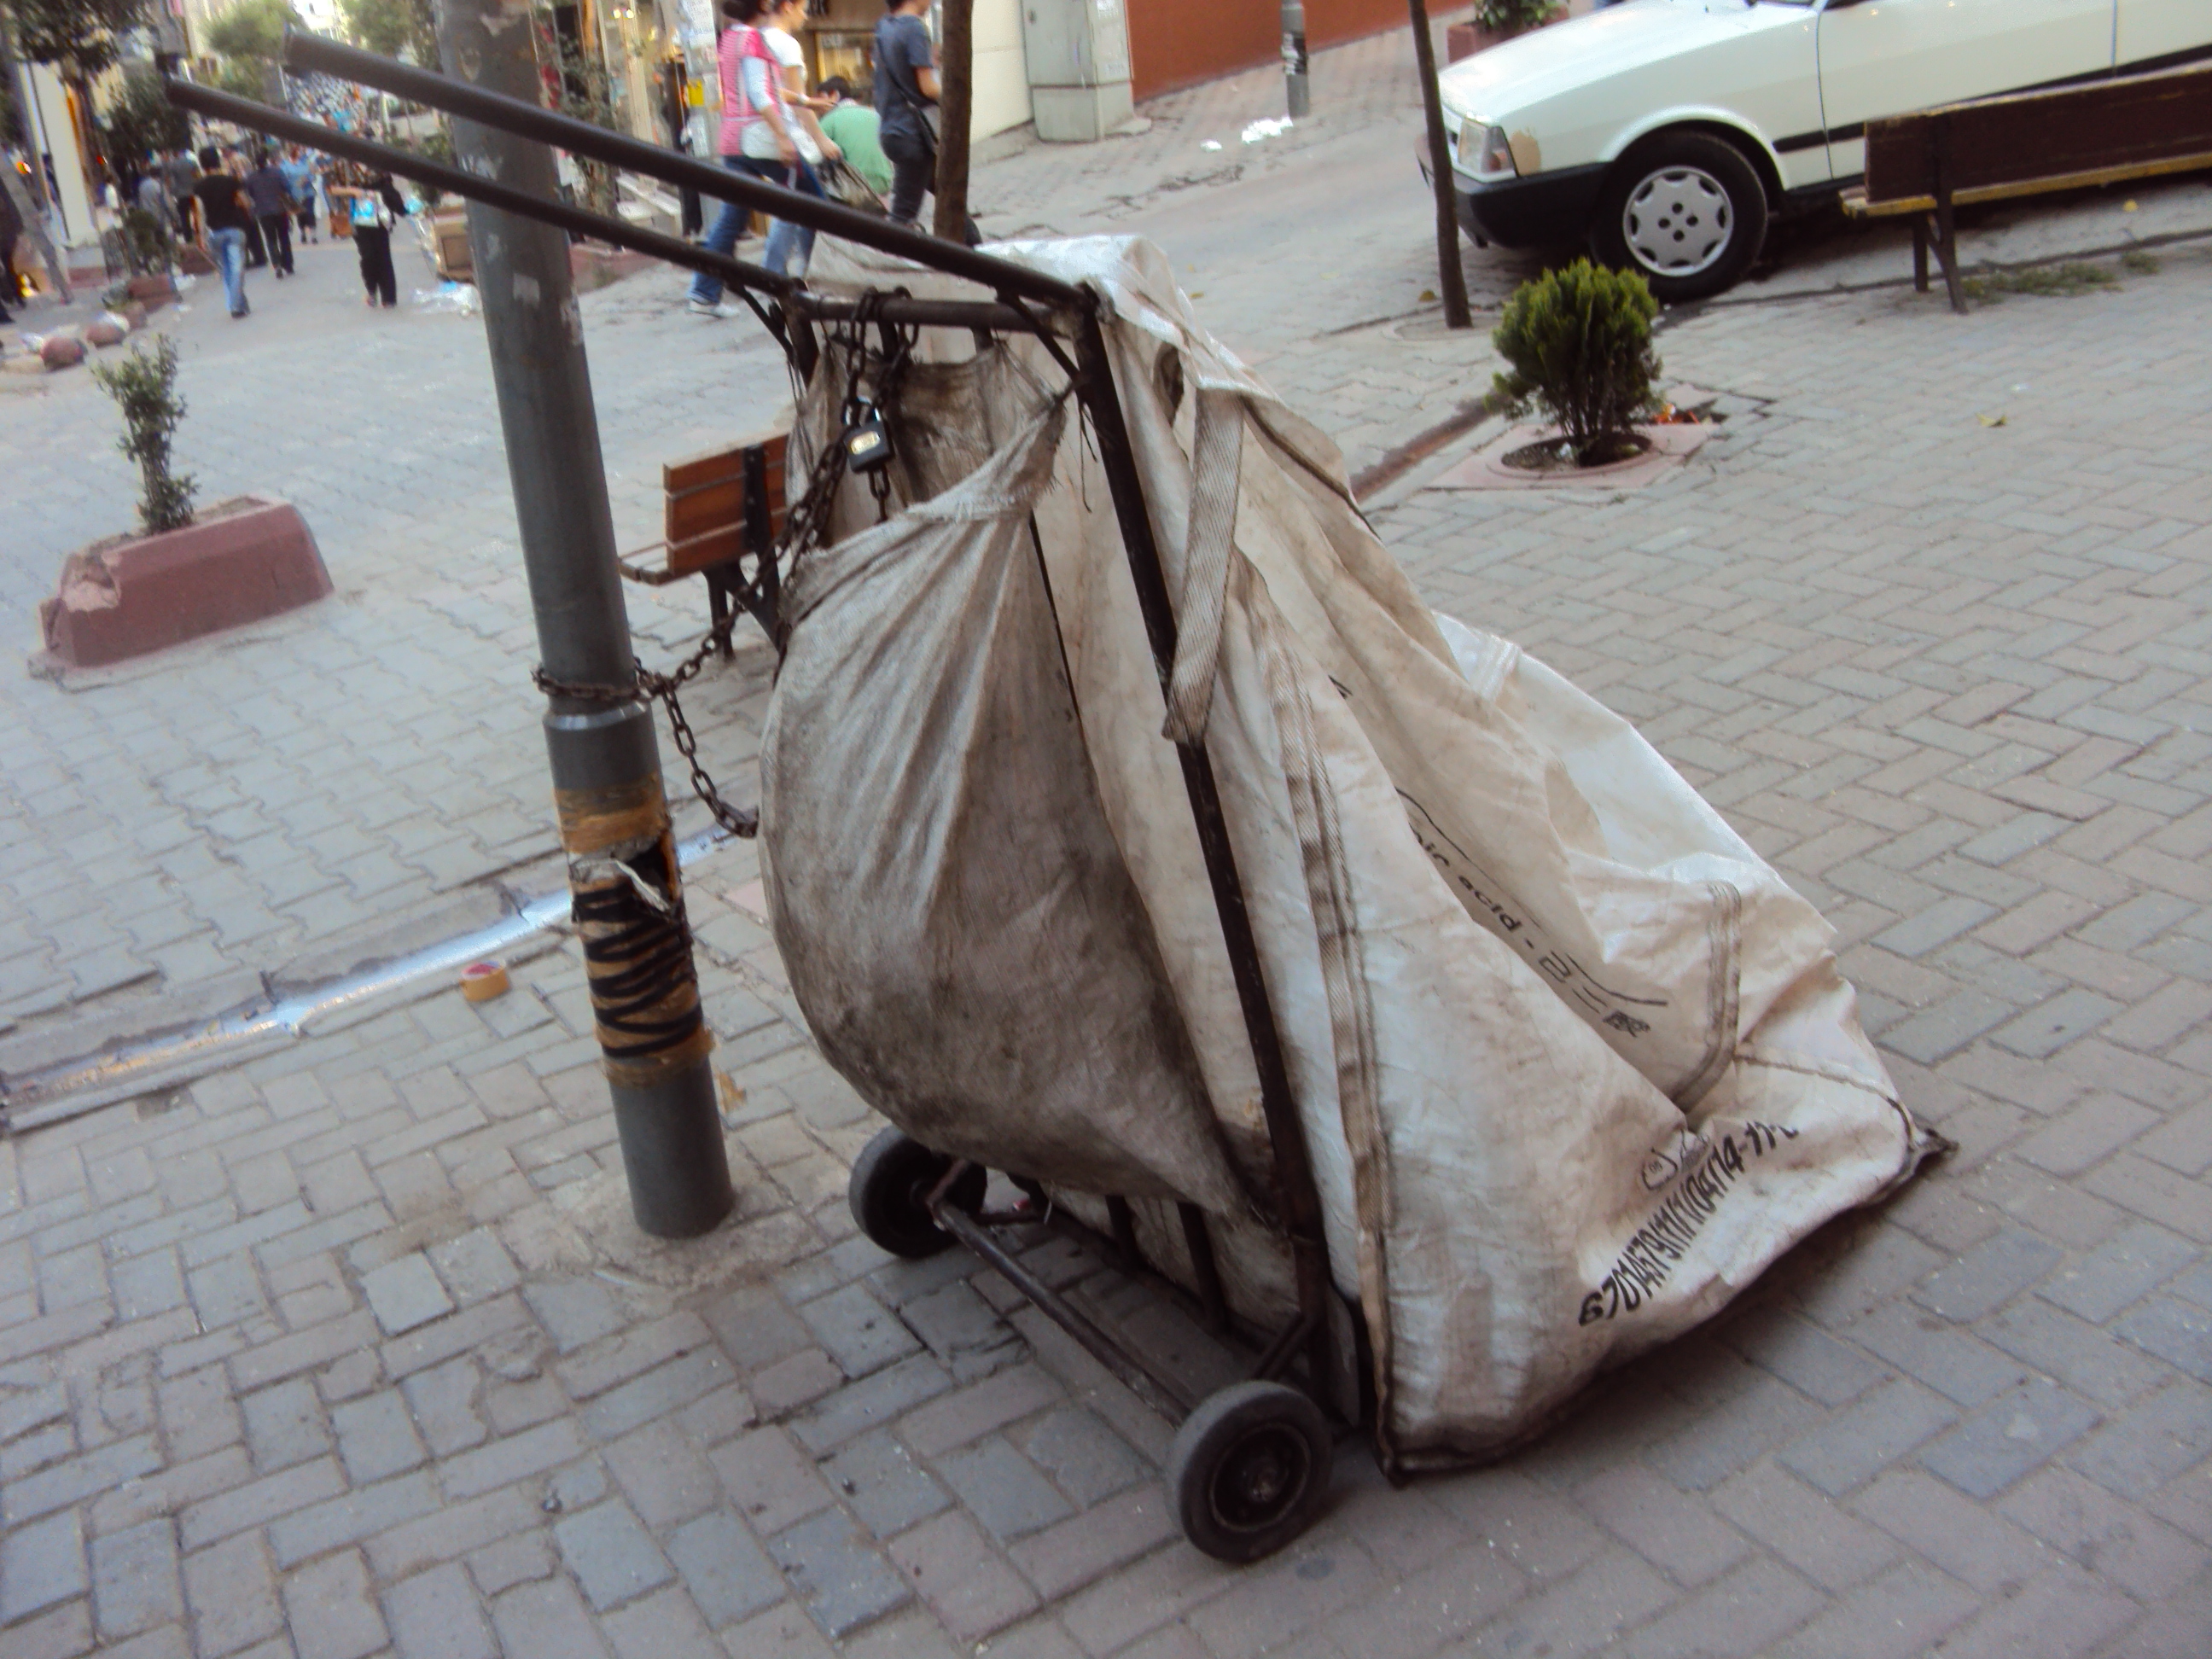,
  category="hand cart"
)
[172,38,1360,1563]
